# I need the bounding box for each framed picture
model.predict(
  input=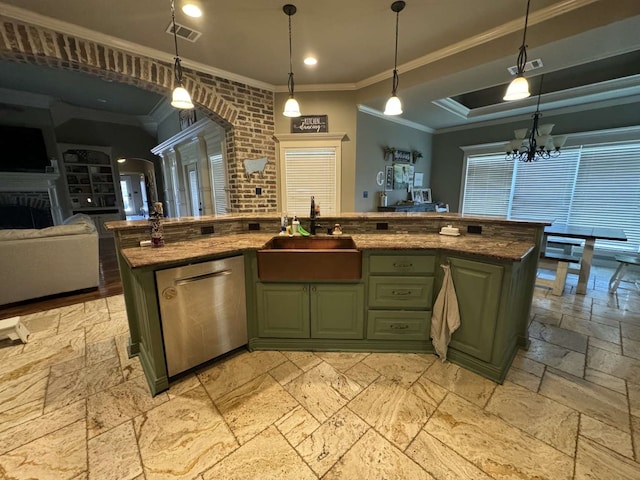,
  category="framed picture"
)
[393,163,414,190]
[384,165,394,191]
[411,188,432,204]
